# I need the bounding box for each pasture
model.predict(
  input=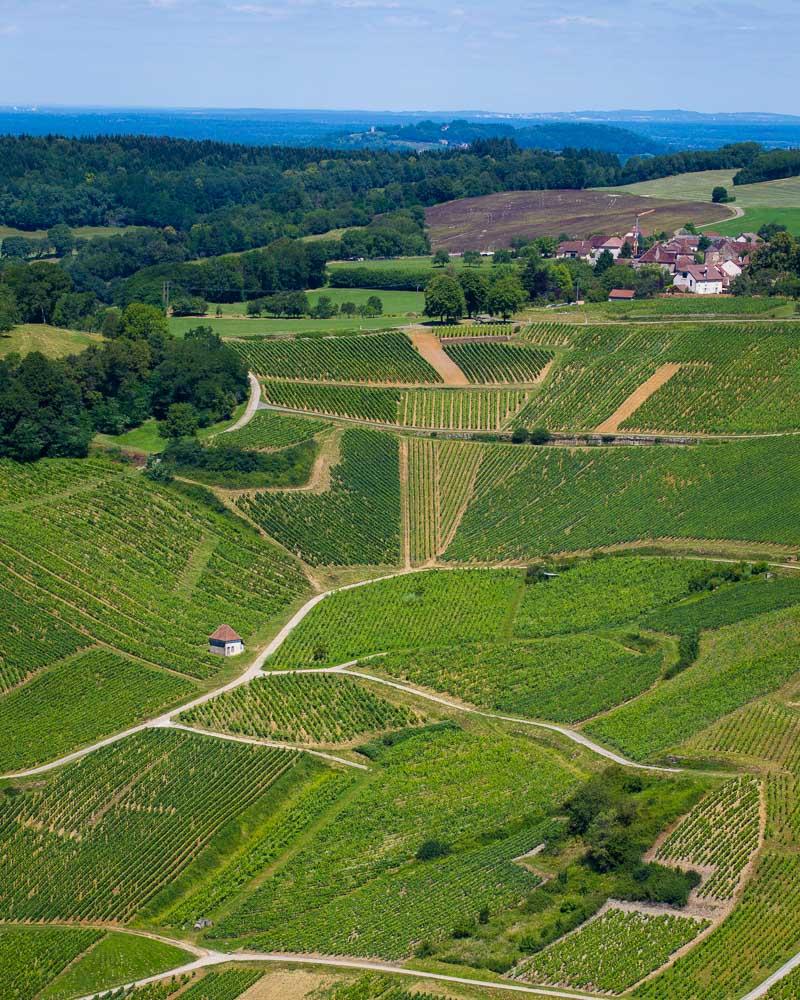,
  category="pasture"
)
[0,323,102,359]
